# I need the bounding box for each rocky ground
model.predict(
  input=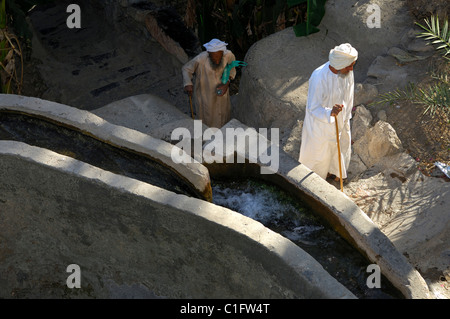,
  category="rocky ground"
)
[346,0,450,297]
[13,0,450,298]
